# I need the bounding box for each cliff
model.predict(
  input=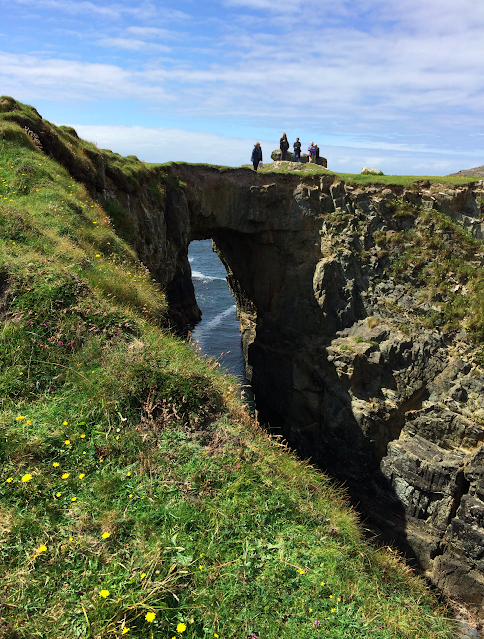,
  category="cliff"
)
[157,166,484,612]
[1,96,483,628]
